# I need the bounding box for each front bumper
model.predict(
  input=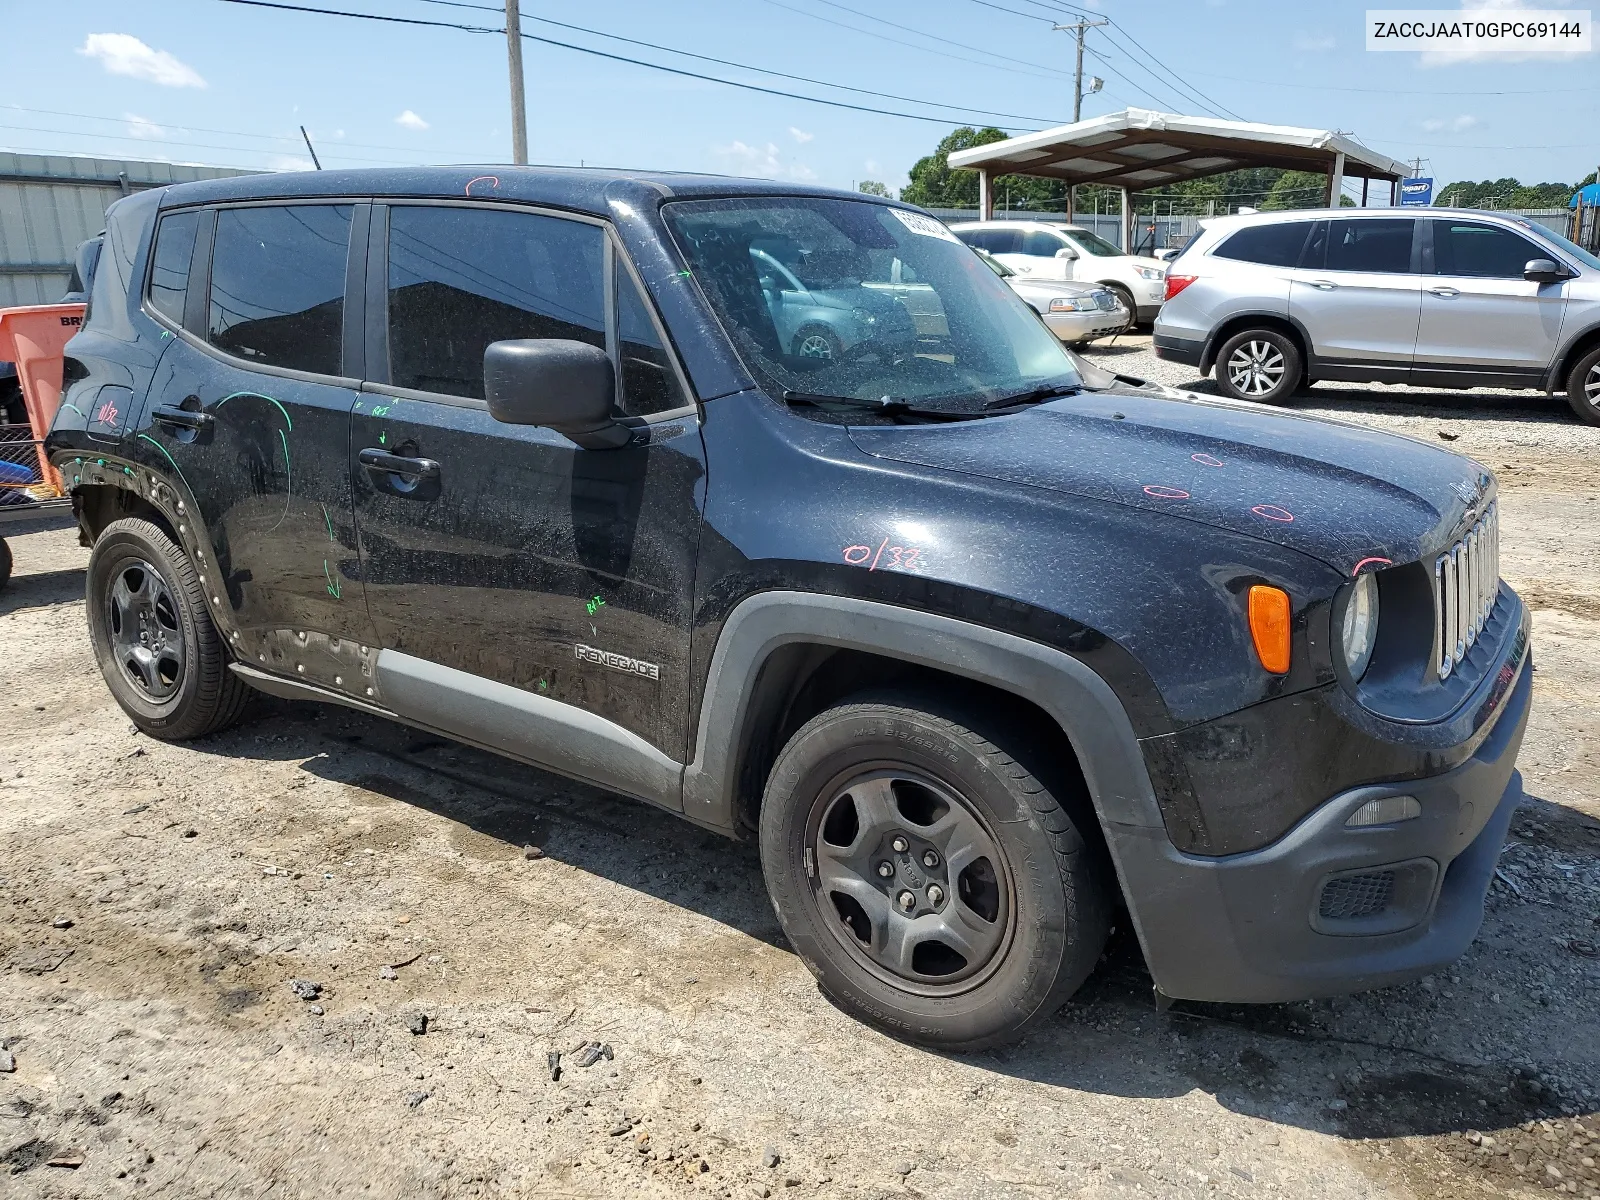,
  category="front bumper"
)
[1117,651,1531,1004]
[1043,308,1127,343]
